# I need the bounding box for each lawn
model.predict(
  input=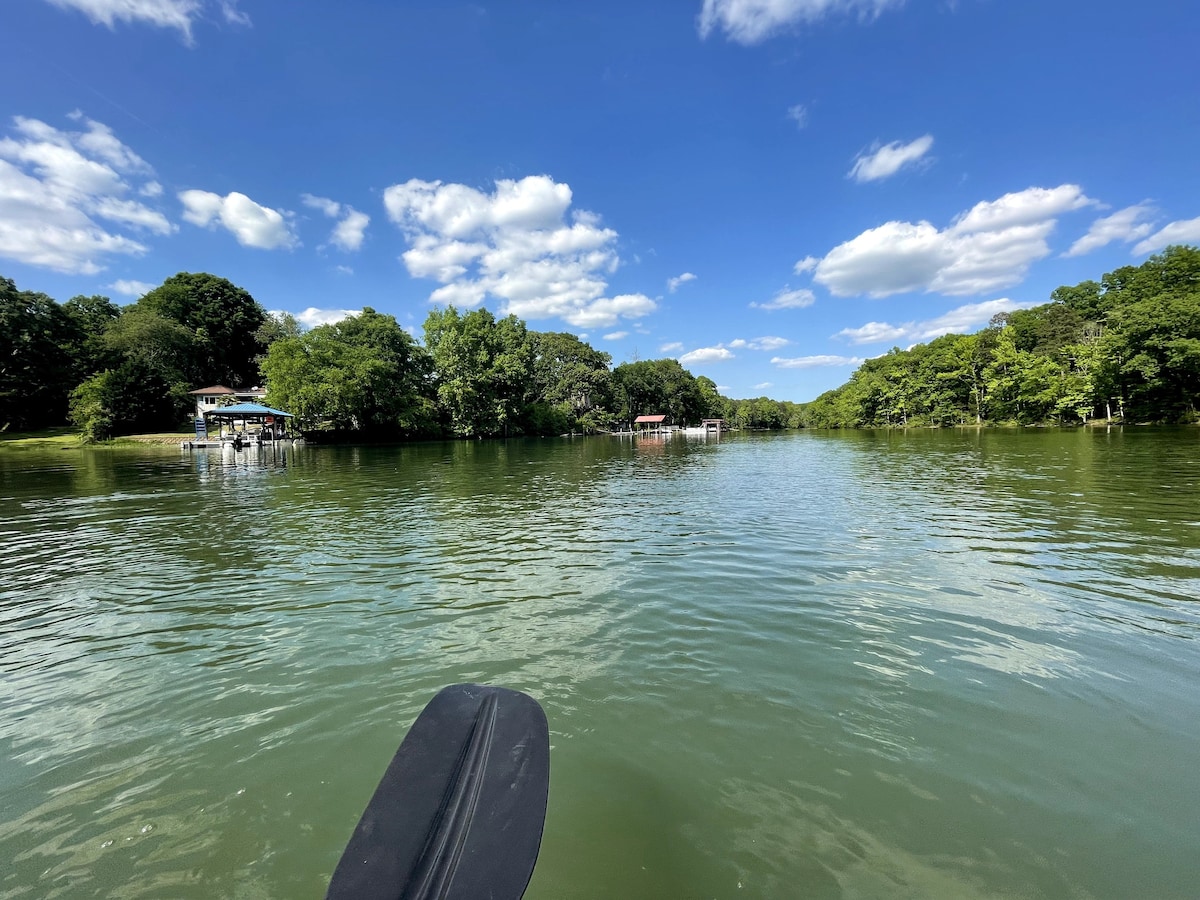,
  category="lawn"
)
[0,427,193,450]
